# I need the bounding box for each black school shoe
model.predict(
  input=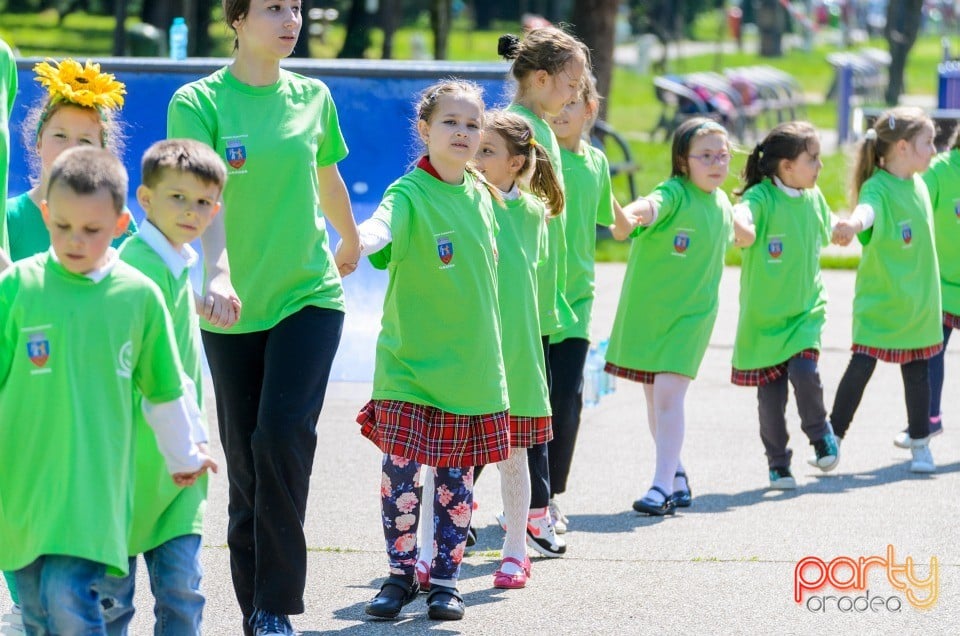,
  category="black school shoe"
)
[365,574,420,619]
[672,470,692,508]
[427,585,465,620]
[632,486,677,516]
